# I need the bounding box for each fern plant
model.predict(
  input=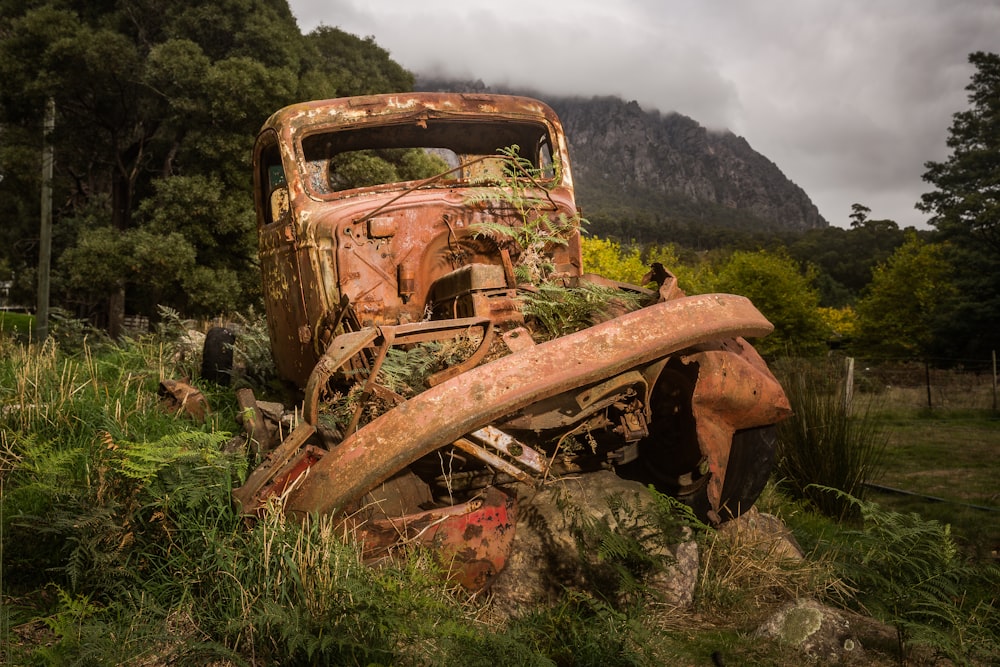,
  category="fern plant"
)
[815,485,1000,664]
[562,487,698,607]
[466,145,582,285]
[522,281,645,339]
